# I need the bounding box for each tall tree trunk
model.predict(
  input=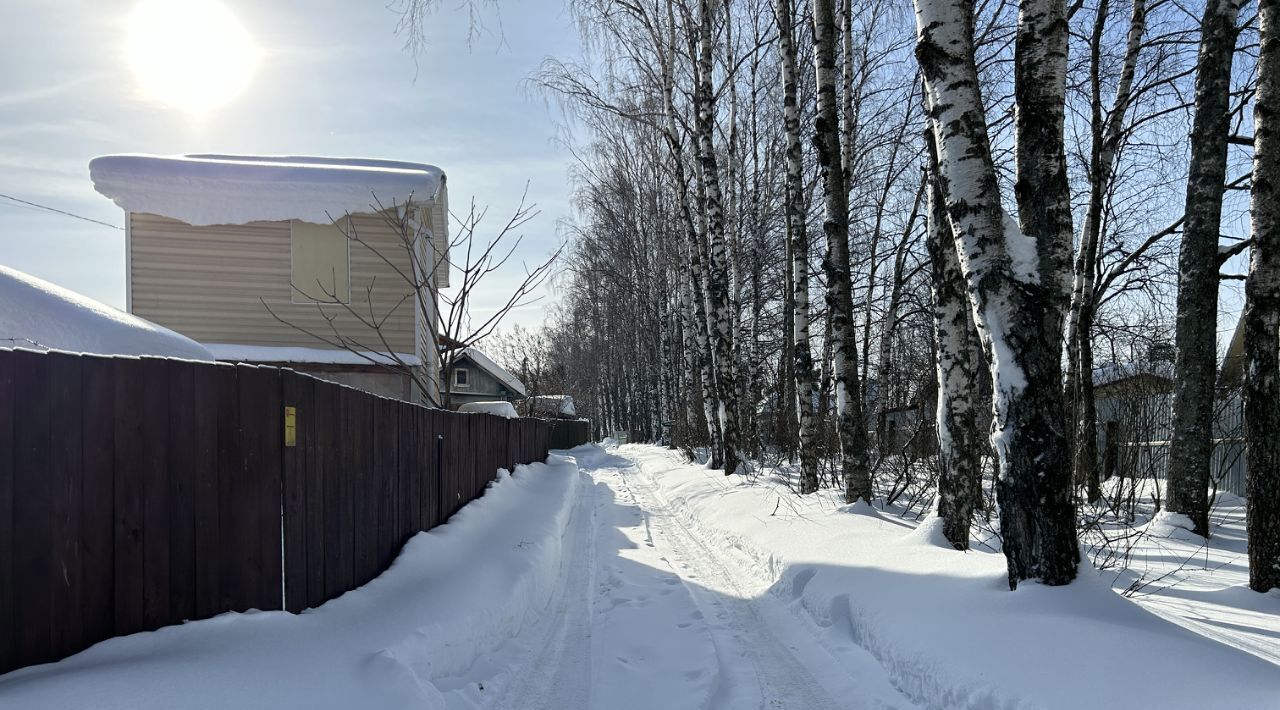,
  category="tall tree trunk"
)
[925,127,984,550]
[1245,0,1280,593]
[696,0,744,474]
[812,0,873,503]
[914,0,1080,587]
[779,0,821,493]
[1065,0,1147,503]
[1168,0,1244,538]
[657,5,722,465]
